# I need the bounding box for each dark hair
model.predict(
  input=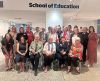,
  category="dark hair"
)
[5,33,12,39]
[19,36,26,44]
[4,33,13,42]
[19,27,24,33]
[89,26,95,33]
[74,25,78,28]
